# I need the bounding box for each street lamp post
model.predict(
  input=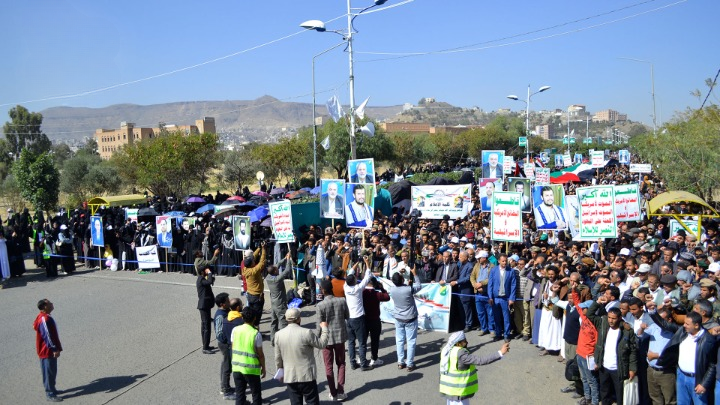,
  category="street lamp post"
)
[507,84,551,165]
[312,43,346,188]
[619,57,657,136]
[302,0,388,160]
